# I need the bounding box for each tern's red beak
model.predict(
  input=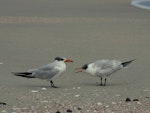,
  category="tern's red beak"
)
[65,59,73,63]
[75,68,83,73]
